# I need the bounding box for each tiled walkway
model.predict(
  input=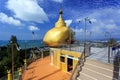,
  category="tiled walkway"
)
[22,56,70,80]
[88,47,109,63]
